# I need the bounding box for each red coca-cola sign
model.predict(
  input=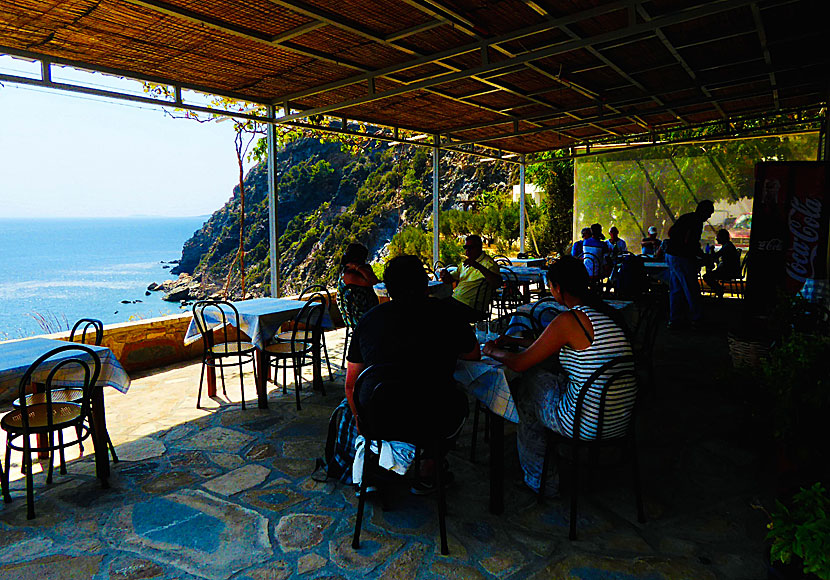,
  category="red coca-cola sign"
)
[746,162,828,313]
